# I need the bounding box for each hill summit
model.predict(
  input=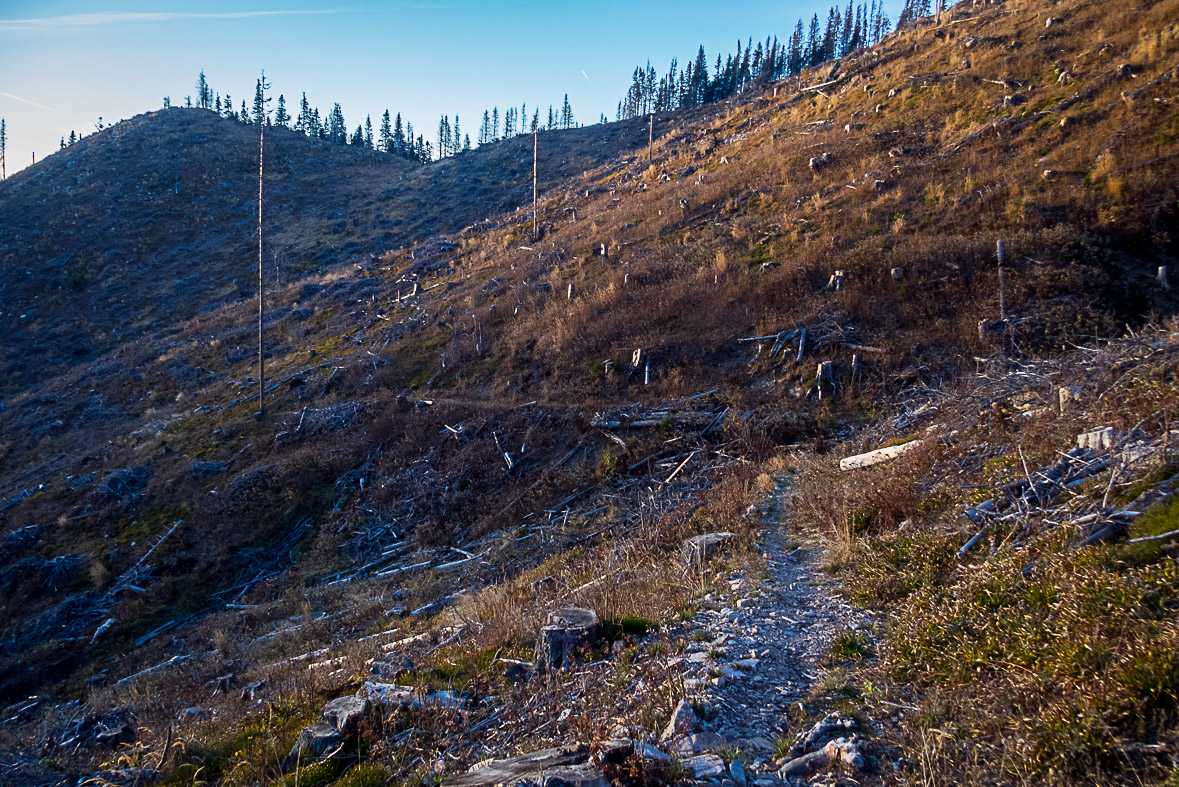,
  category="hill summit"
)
[1,0,1178,783]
